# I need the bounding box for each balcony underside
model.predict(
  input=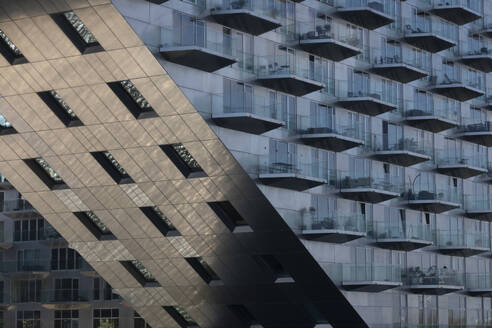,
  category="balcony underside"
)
[407,200,460,213]
[256,74,324,97]
[467,288,492,297]
[259,173,326,191]
[336,97,396,116]
[371,150,430,167]
[299,39,361,62]
[300,133,364,152]
[438,246,489,257]
[460,55,492,73]
[429,6,481,25]
[42,302,91,310]
[480,28,492,39]
[147,0,169,3]
[160,46,237,72]
[436,164,487,179]
[376,238,433,251]
[430,84,484,102]
[408,284,463,295]
[371,64,428,83]
[340,188,400,203]
[402,33,455,53]
[302,229,366,243]
[458,131,492,147]
[337,7,394,30]
[212,112,285,134]
[465,210,492,221]
[405,115,458,133]
[342,281,402,292]
[209,10,281,36]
